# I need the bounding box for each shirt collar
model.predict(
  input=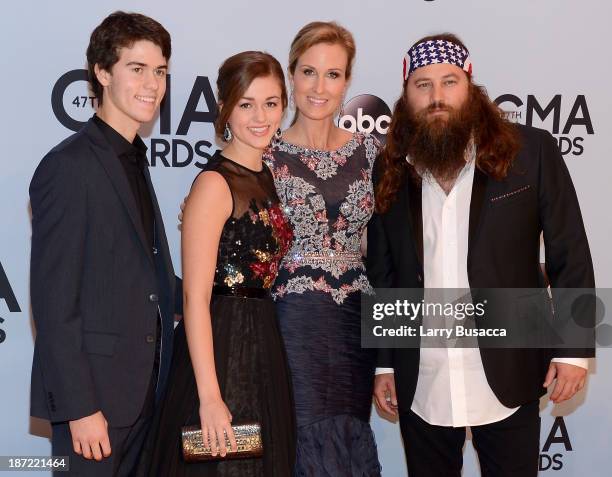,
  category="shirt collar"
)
[93,114,148,162]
